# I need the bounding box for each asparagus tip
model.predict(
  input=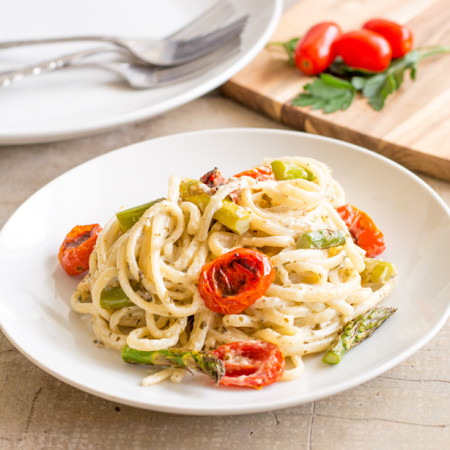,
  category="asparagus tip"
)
[322,351,341,365]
